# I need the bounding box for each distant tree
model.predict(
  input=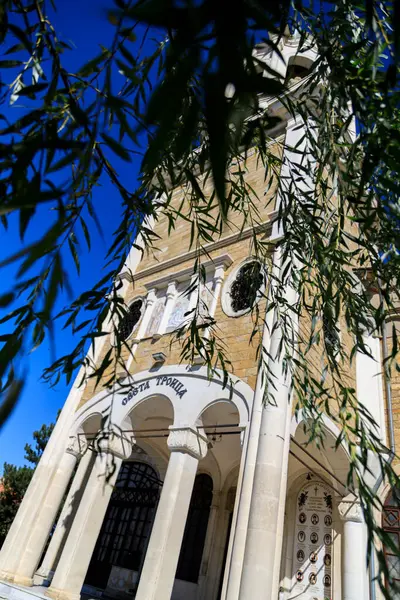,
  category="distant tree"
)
[24,410,60,466]
[0,414,57,546]
[0,463,33,546]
